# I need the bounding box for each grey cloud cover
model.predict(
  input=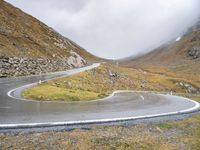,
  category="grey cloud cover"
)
[7,0,200,59]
